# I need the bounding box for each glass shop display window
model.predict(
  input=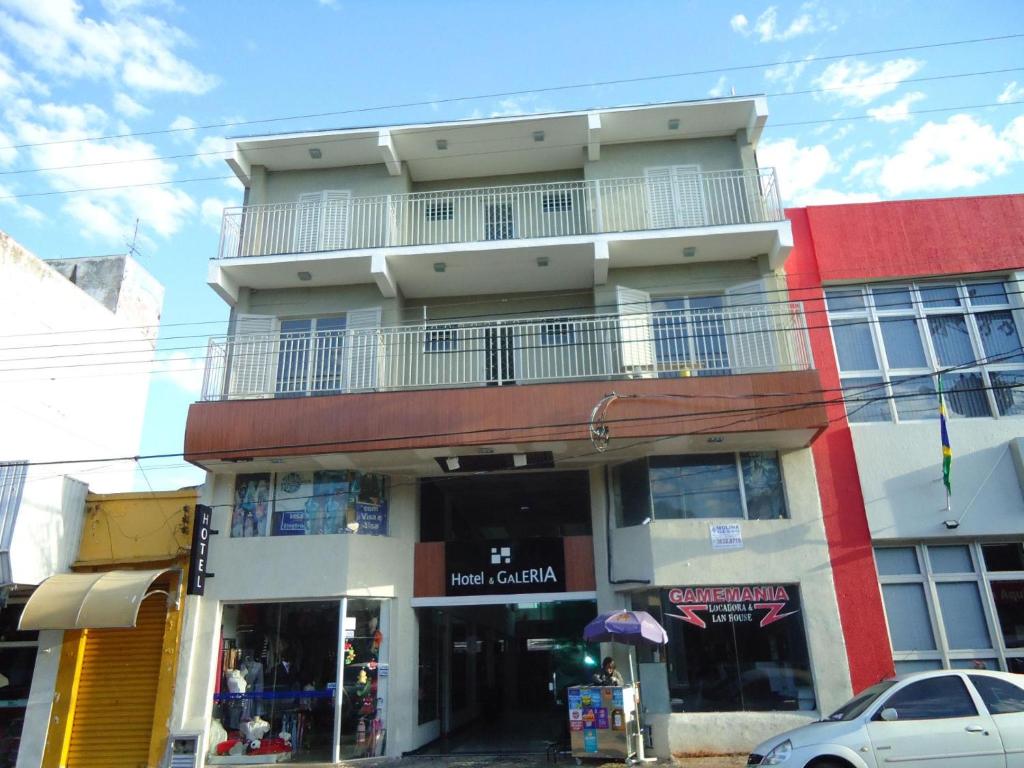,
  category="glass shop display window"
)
[639,585,816,712]
[211,602,340,763]
[230,470,389,539]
